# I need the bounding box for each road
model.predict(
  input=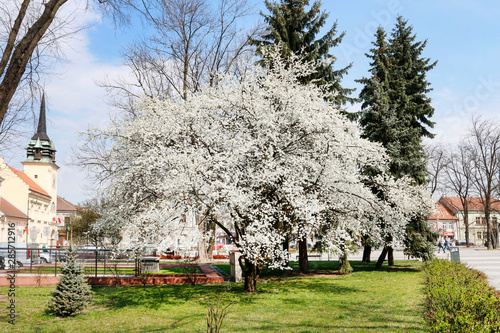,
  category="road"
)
[296,246,500,290]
